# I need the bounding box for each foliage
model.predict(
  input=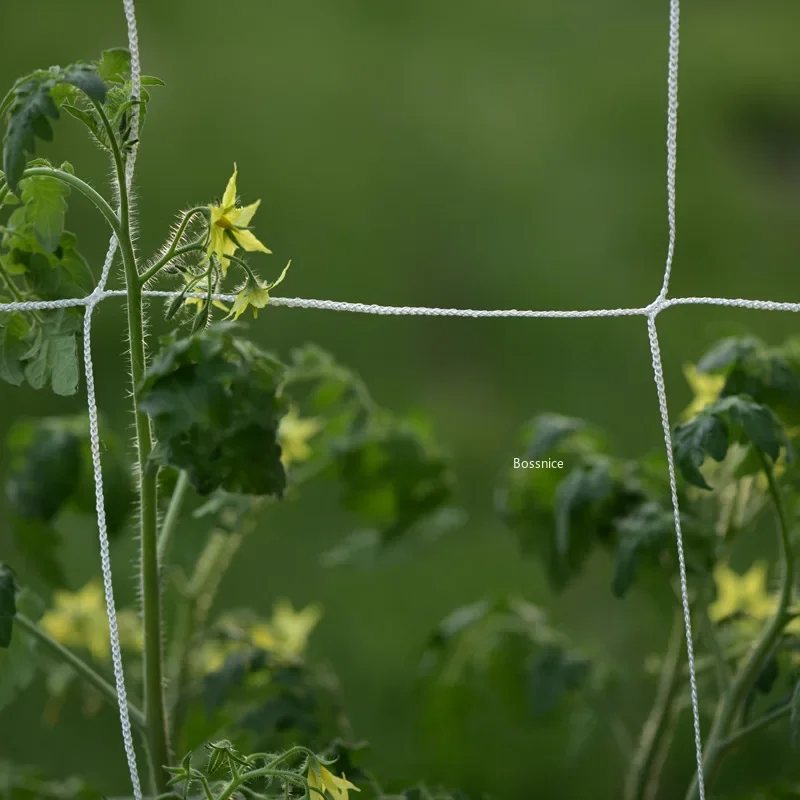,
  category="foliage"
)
[138,324,289,497]
[1,34,799,800]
